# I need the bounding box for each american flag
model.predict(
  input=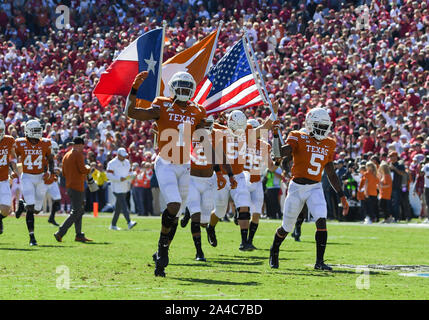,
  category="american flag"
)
[192,38,264,114]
